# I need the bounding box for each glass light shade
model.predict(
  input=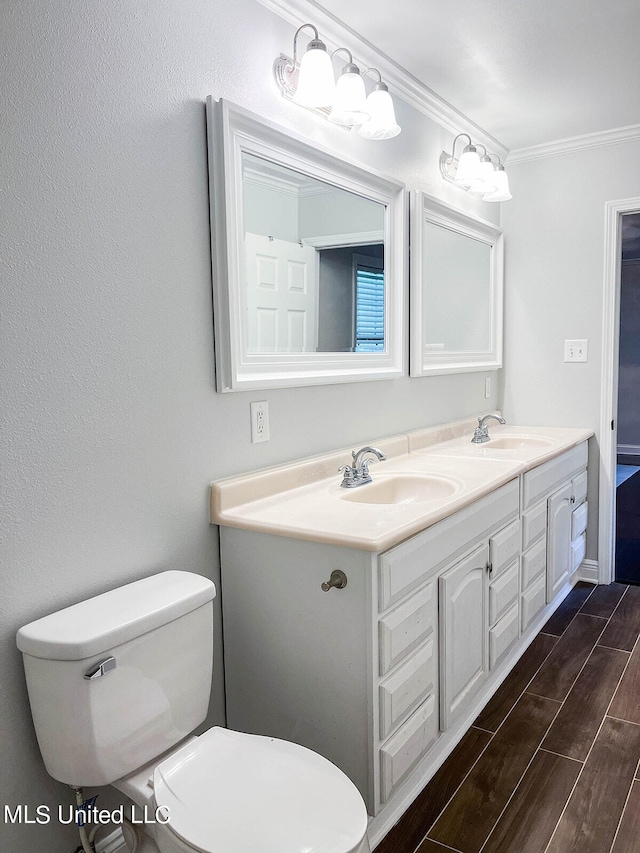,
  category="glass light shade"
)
[293,42,335,108]
[328,68,369,126]
[453,146,481,186]
[483,168,512,201]
[358,87,401,140]
[468,158,499,195]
